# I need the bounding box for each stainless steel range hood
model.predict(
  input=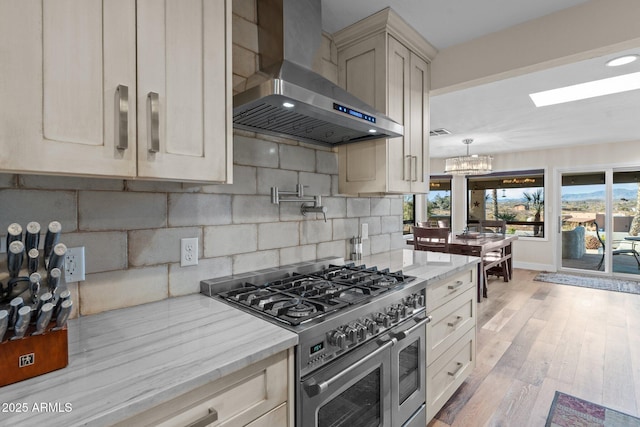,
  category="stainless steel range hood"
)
[233,0,403,147]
